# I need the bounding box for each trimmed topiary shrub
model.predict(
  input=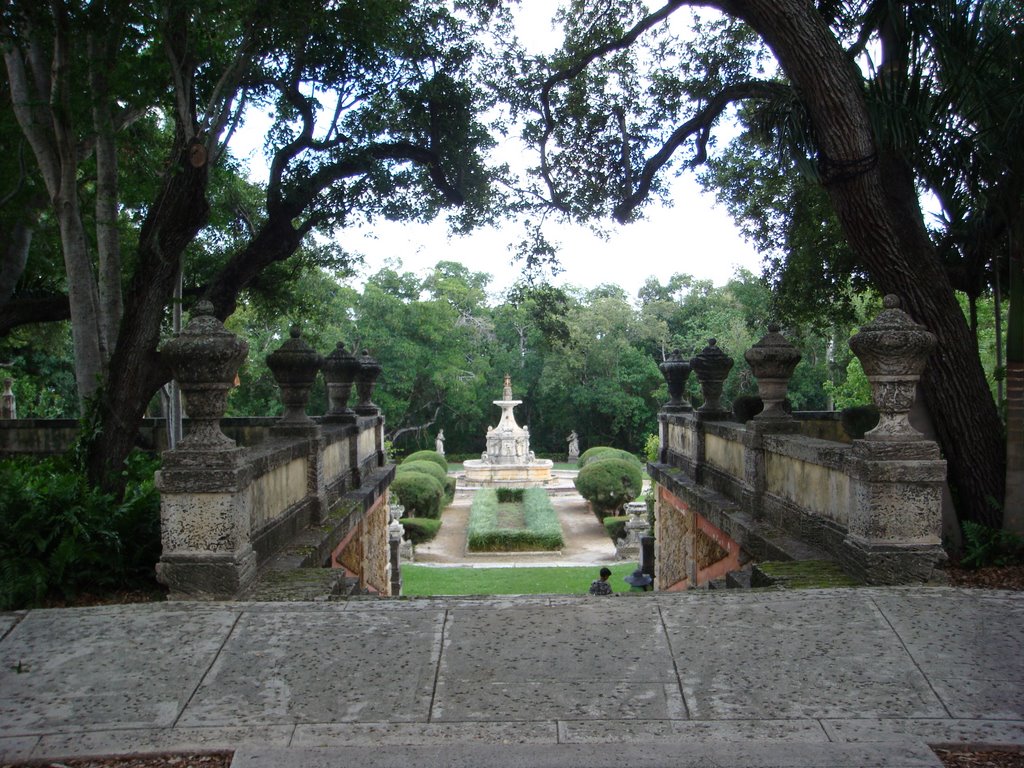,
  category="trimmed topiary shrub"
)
[578,446,642,469]
[391,472,444,519]
[399,517,442,544]
[603,515,629,542]
[496,487,524,502]
[574,457,644,518]
[402,450,448,471]
[398,457,455,504]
